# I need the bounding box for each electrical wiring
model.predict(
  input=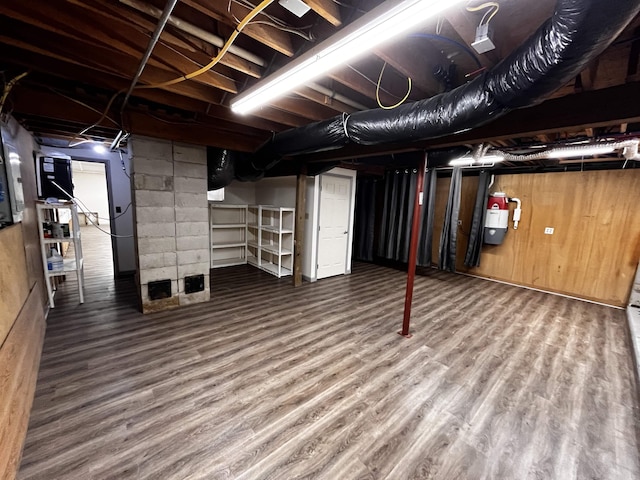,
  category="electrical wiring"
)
[245,20,314,41]
[228,0,314,41]
[466,2,500,26]
[50,181,133,238]
[376,62,412,110]
[47,88,119,127]
[118,150,130,180]
[72,0,273,141]
[347,65,398,98]
[138,0,274,90]
[410,34,483,69]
